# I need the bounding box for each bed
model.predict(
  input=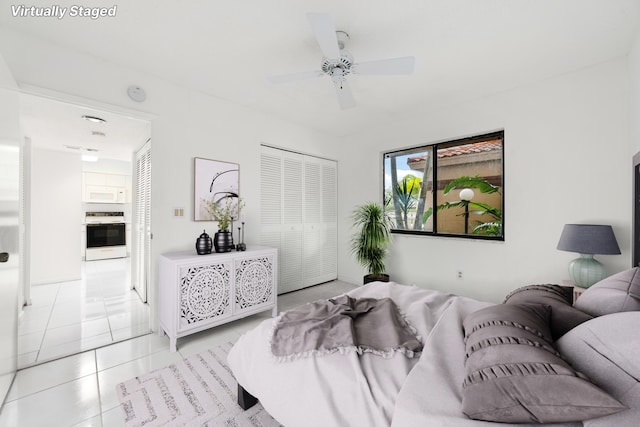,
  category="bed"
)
[228,272,640,426]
